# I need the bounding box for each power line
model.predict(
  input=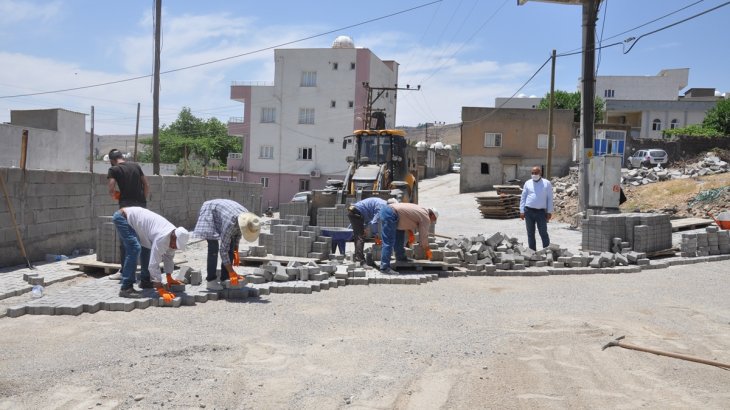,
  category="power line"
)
[0,1,442,99]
